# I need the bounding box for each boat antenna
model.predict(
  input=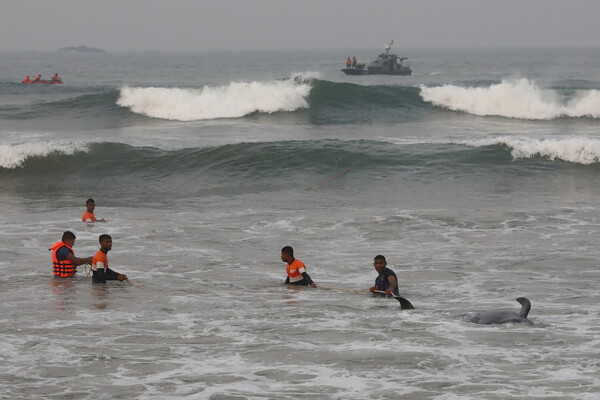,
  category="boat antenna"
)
[384,40,393,56]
